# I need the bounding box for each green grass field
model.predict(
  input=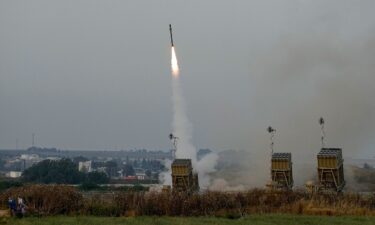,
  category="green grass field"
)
[2,215,375,225]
